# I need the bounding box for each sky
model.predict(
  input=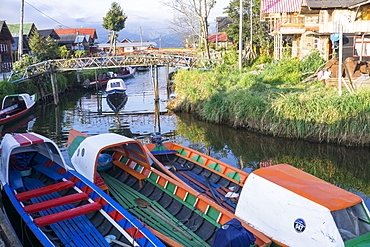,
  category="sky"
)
[1,0,230,42]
